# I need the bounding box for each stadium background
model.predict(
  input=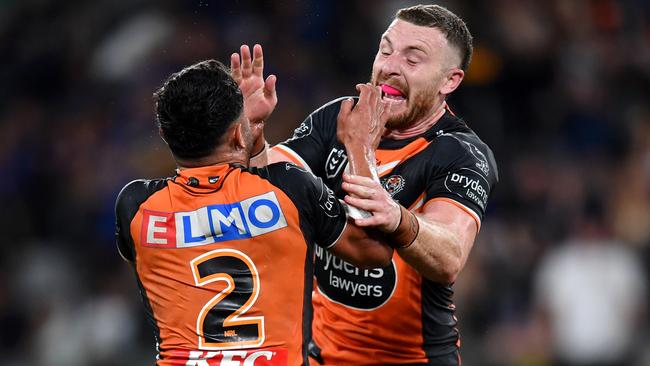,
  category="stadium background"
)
[1,0,649,365]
